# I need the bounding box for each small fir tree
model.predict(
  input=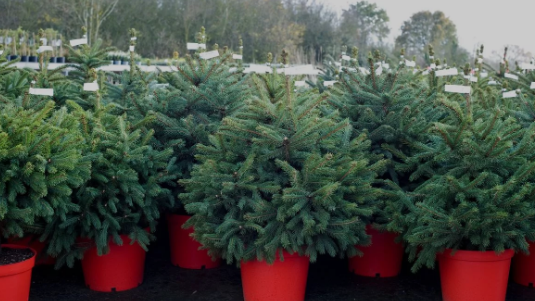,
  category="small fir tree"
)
[46,72,175,267]
[0,102,90,251]
[404,89,535,271]
[180,70,386,264]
